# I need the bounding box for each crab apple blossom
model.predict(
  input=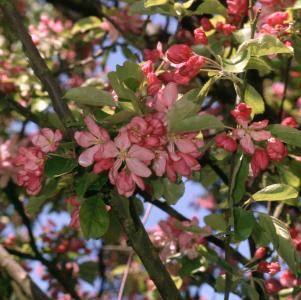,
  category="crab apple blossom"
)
[251,148,269,176]
[194,28,208,45]
[166,44,192,64]
[266,138,288,161]
[31,128,62,153]
[200,17,213,31]
[281,116,298,128]
[215,133,237,152]
[74,116,116,167]
[254,247,267,259]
